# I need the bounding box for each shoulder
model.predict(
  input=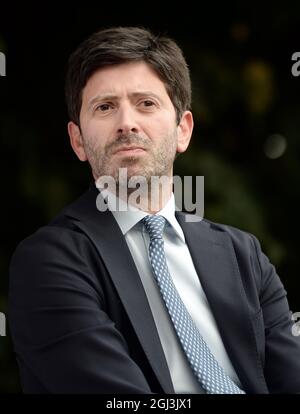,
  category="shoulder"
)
[177,211,260,252]
[9,193,105,303]
[10,187,96,270]
[177,212,275,295]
